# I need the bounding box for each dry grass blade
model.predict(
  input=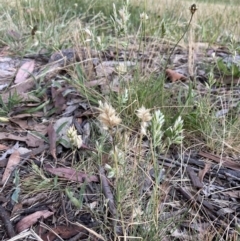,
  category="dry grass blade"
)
[75,222,105,241]
[41,224,88,241]
[7,230,44,241]
[44,165,99,183]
